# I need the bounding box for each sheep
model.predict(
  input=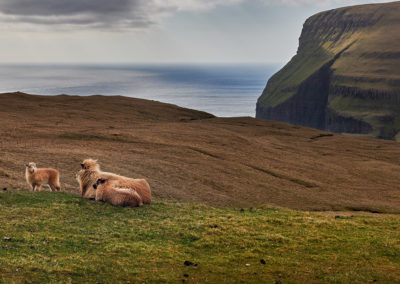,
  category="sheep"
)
[25,162,61,192]
[93,178,143,207]
[76,161,99,199]
[76,159,151,204]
